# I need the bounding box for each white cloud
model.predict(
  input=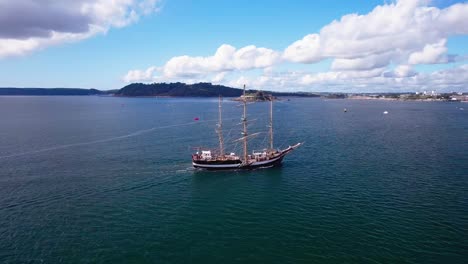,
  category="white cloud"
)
[123,0,468,92]
[422,64,468,88]
[228,64,467,93]
[283,34,322,63]
[384,65,418,78]
[122,66,158,83]
[212,72,227,83]
[331,52,395,71]
[122,44,281,82]
[301,67,387,86]
[0,0,161,58]
[283,0,468,69]
[408,39,450,64]
[162,44,281,78]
